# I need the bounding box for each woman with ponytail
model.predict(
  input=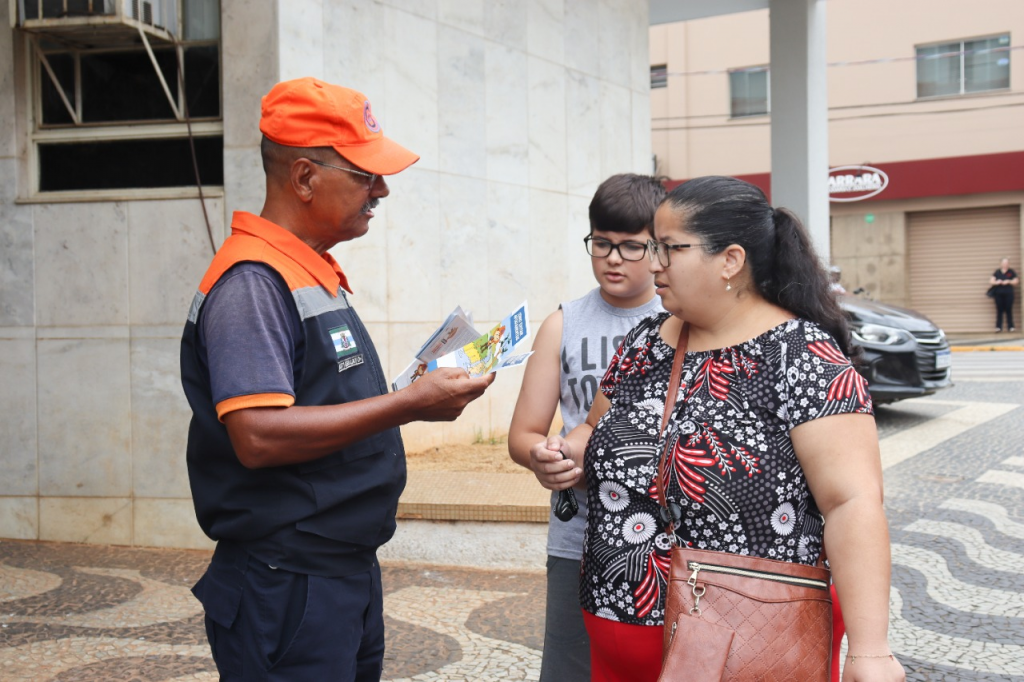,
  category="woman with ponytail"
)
[530,176,904,681]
